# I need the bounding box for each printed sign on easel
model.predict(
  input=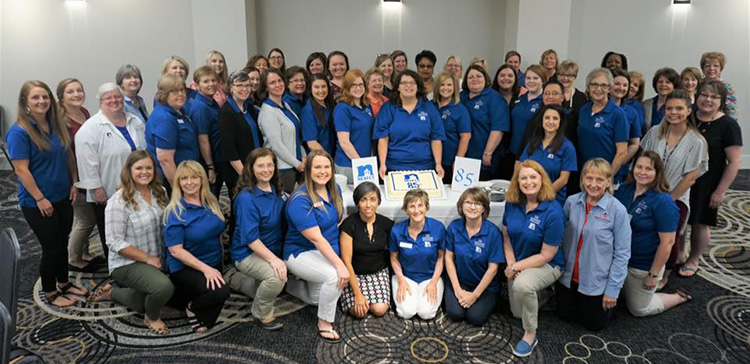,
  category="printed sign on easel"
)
[451,157,481,192]
[352,156,379,187]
